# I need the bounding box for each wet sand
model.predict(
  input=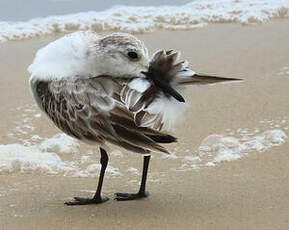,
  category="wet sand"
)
[0,20,289,229]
